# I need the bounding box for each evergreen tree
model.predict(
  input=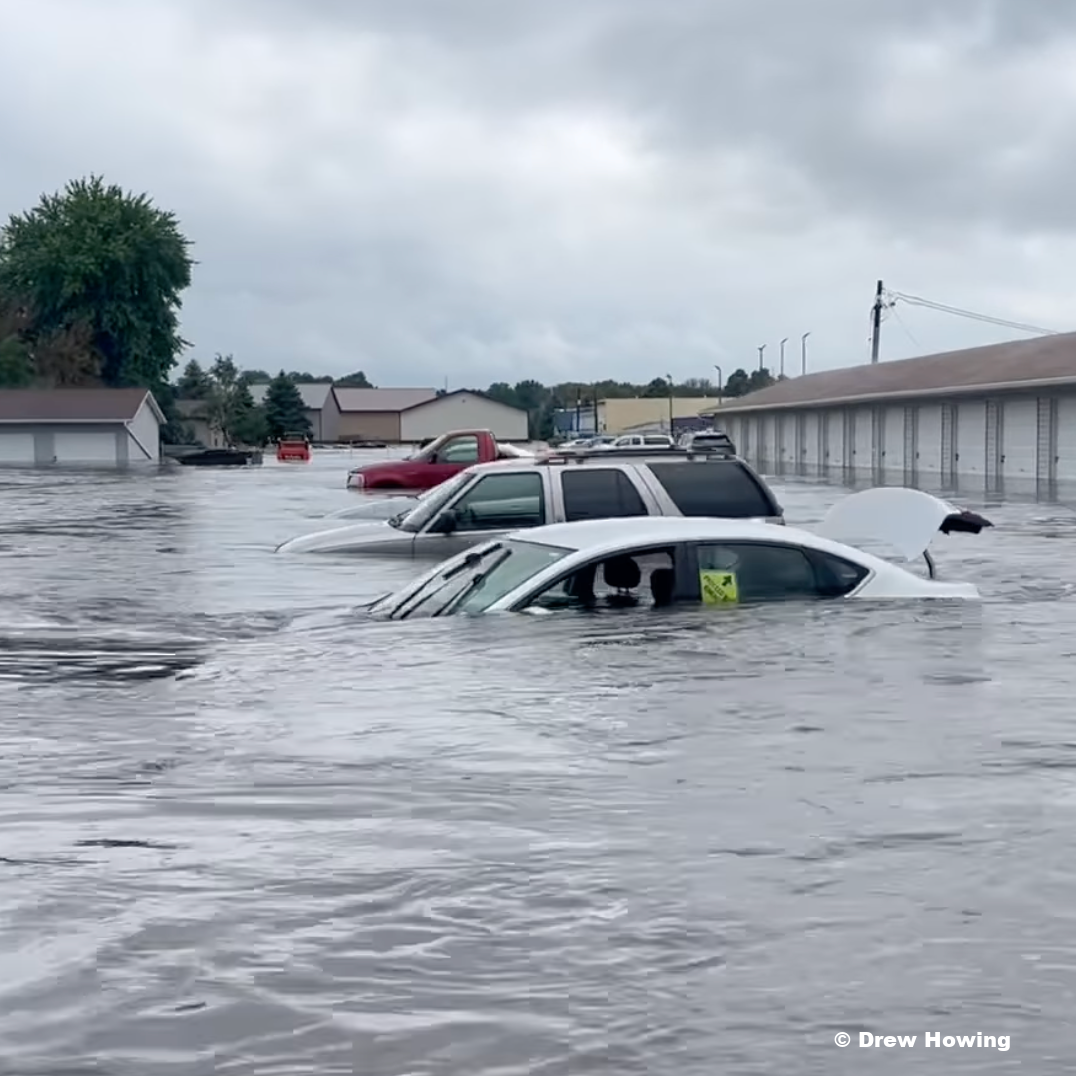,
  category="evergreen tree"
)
[263,371,312,440]
[176,358,212,398]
